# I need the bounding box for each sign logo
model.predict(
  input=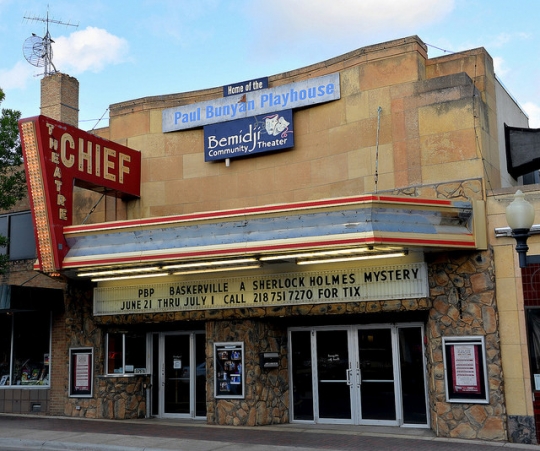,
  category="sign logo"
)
[204,110,293,161]
[18,115,141,272]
